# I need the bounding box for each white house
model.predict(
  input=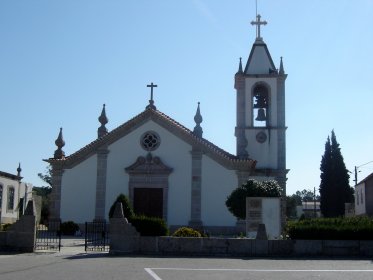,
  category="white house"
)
[0,165,33,224]
[355,173,373,216]
[45,14,288,234]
